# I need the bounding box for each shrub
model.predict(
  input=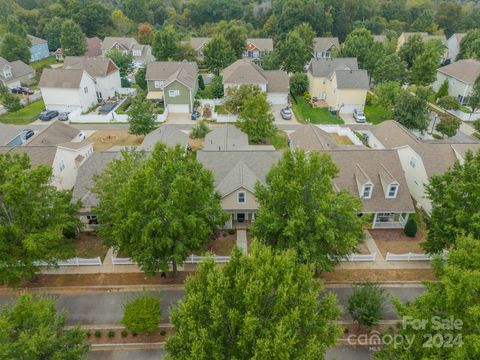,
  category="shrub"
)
[1,92,23,113]
[94,330,102,338]
[198,75,205,90]
[227,229,235,235]
[348,282,386,329]
[435,114,461,138]
[366,92,375,106]
[86,330,92,338]
[437,96,460,110]
[121,293,161,335]
[160,330,166,336]
[404,218,418,237]
[190,120,210,139]
[289,73,308,95]
[303,91,311,103]
[121,77,130,88]
[473,119,480,133]
[121,330,128,337]
[115,97,132,114]
[211,75,224,98]
[107,330,115,338]
[436,78,449,100]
